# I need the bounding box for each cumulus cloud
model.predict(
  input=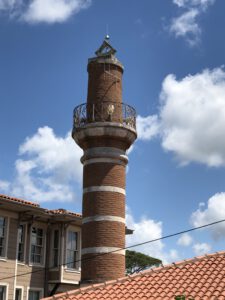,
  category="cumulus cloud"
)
[173,0,215,10]
[139,67,225,168]
[0,0,91,23]
[0,180,10,193]
[170,0,215,46]
[136,115,160,141]
[160,67,225,167]
[191,192,225,239]
[126,207,179,264]
[192,242,211,255]
[170,9,201,46]
[177,233,193,246]
[0,126,82,202]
